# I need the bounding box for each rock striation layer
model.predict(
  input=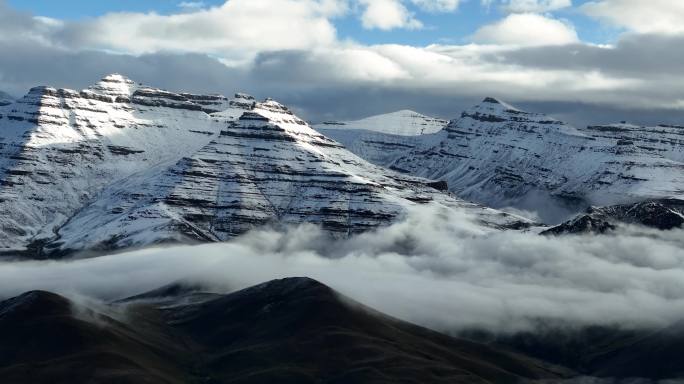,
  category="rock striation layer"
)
[48,99,524,255]
[323,98,684,223]
[0,76,526,257]
[0,74,252,255]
